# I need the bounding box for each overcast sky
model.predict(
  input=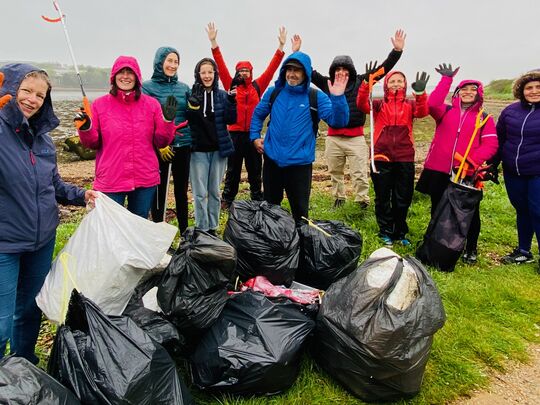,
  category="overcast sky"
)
[3,0,537,87]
